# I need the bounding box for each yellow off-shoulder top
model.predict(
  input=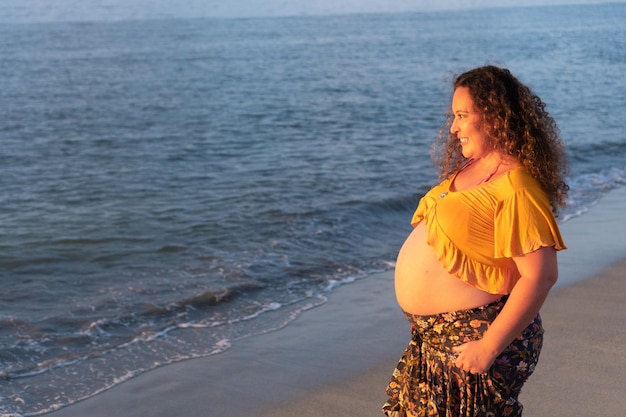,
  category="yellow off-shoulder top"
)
[411,166,566,294]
